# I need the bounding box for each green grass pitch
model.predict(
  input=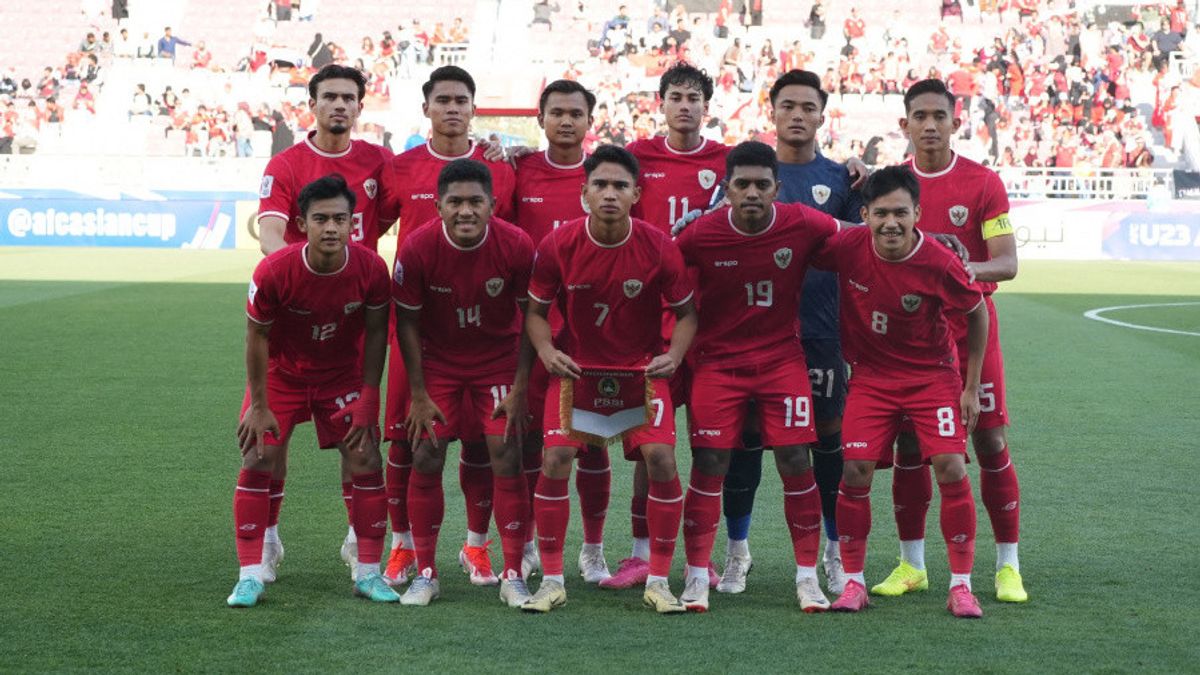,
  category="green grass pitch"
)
[1,249,1198,672]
